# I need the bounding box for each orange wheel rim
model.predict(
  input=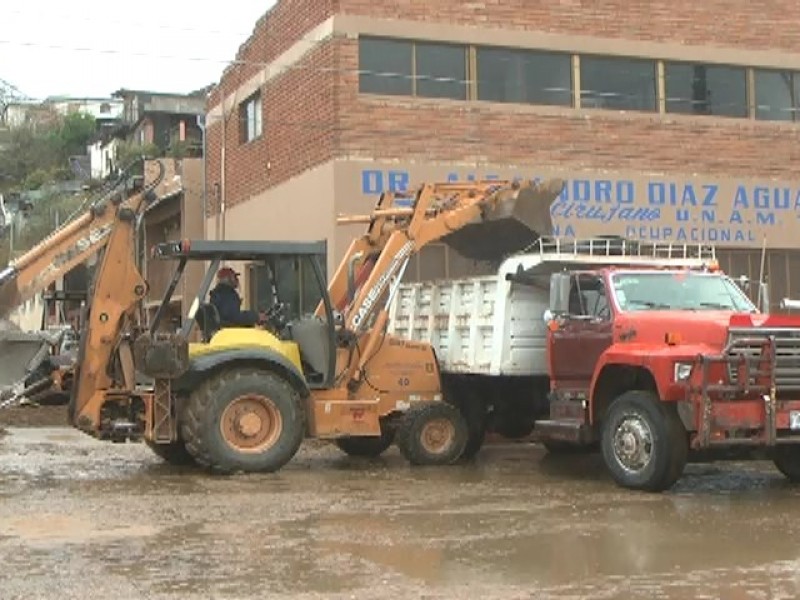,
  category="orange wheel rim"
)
[220,394,282,454]
[420,418,455,455]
